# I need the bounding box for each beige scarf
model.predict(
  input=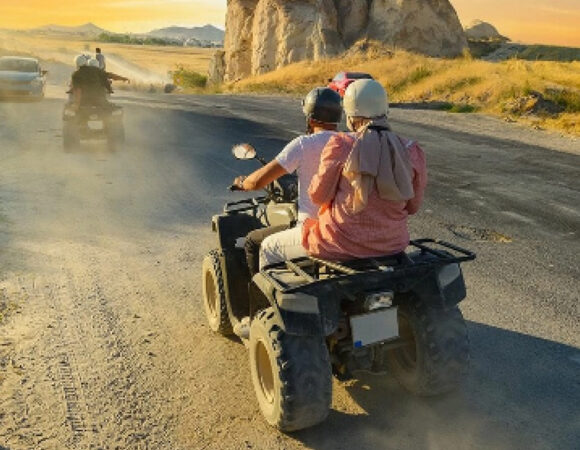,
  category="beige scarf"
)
[343,117,415,214]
